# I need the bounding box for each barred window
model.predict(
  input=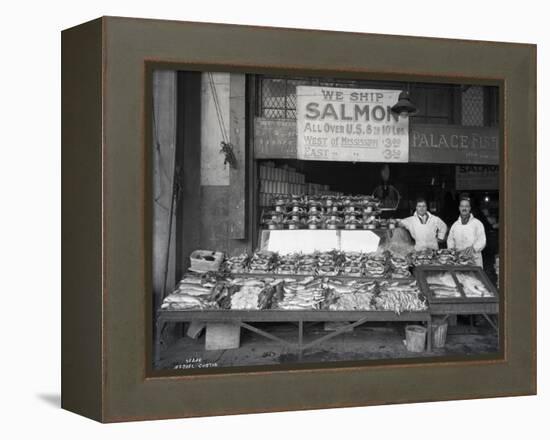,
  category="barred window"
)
[258,77,366,119]
[461,85,485,126]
